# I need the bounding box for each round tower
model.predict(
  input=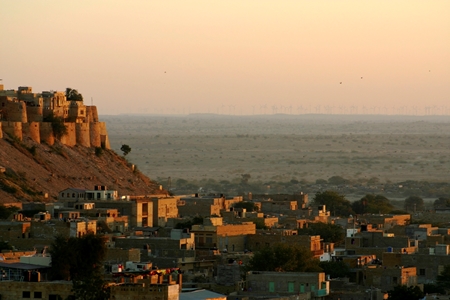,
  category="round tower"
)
[40,122,55,145]
[89,122,101,148]
[23,122,40,143]
[76,123,90,147]
[99,122,110,149]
